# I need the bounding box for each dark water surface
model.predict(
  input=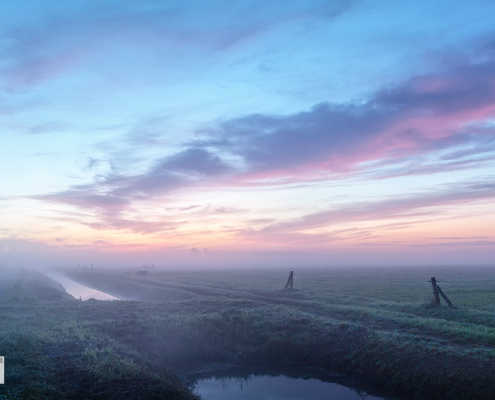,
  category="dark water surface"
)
[195,375,386,400]
[189,363,393,400]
